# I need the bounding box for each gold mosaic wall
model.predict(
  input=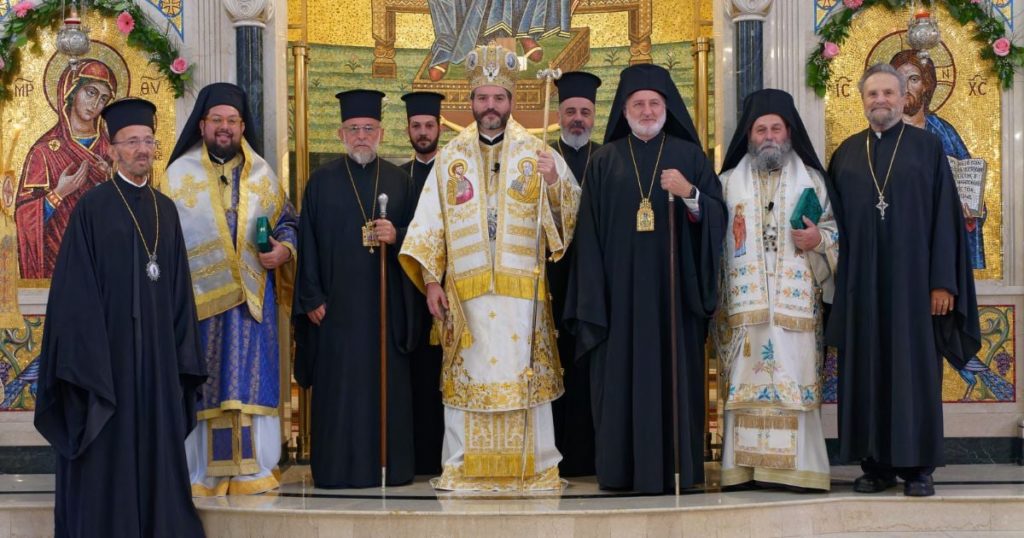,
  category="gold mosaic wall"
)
[823,5,1003,280]
[0,12,178,411]
[288,0,712,46]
